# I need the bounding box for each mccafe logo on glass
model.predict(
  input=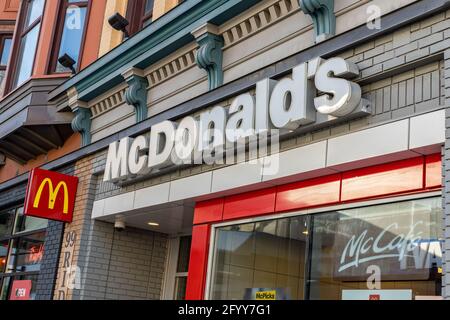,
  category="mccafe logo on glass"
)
[24,168,78,223]
[104,57,369,183]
